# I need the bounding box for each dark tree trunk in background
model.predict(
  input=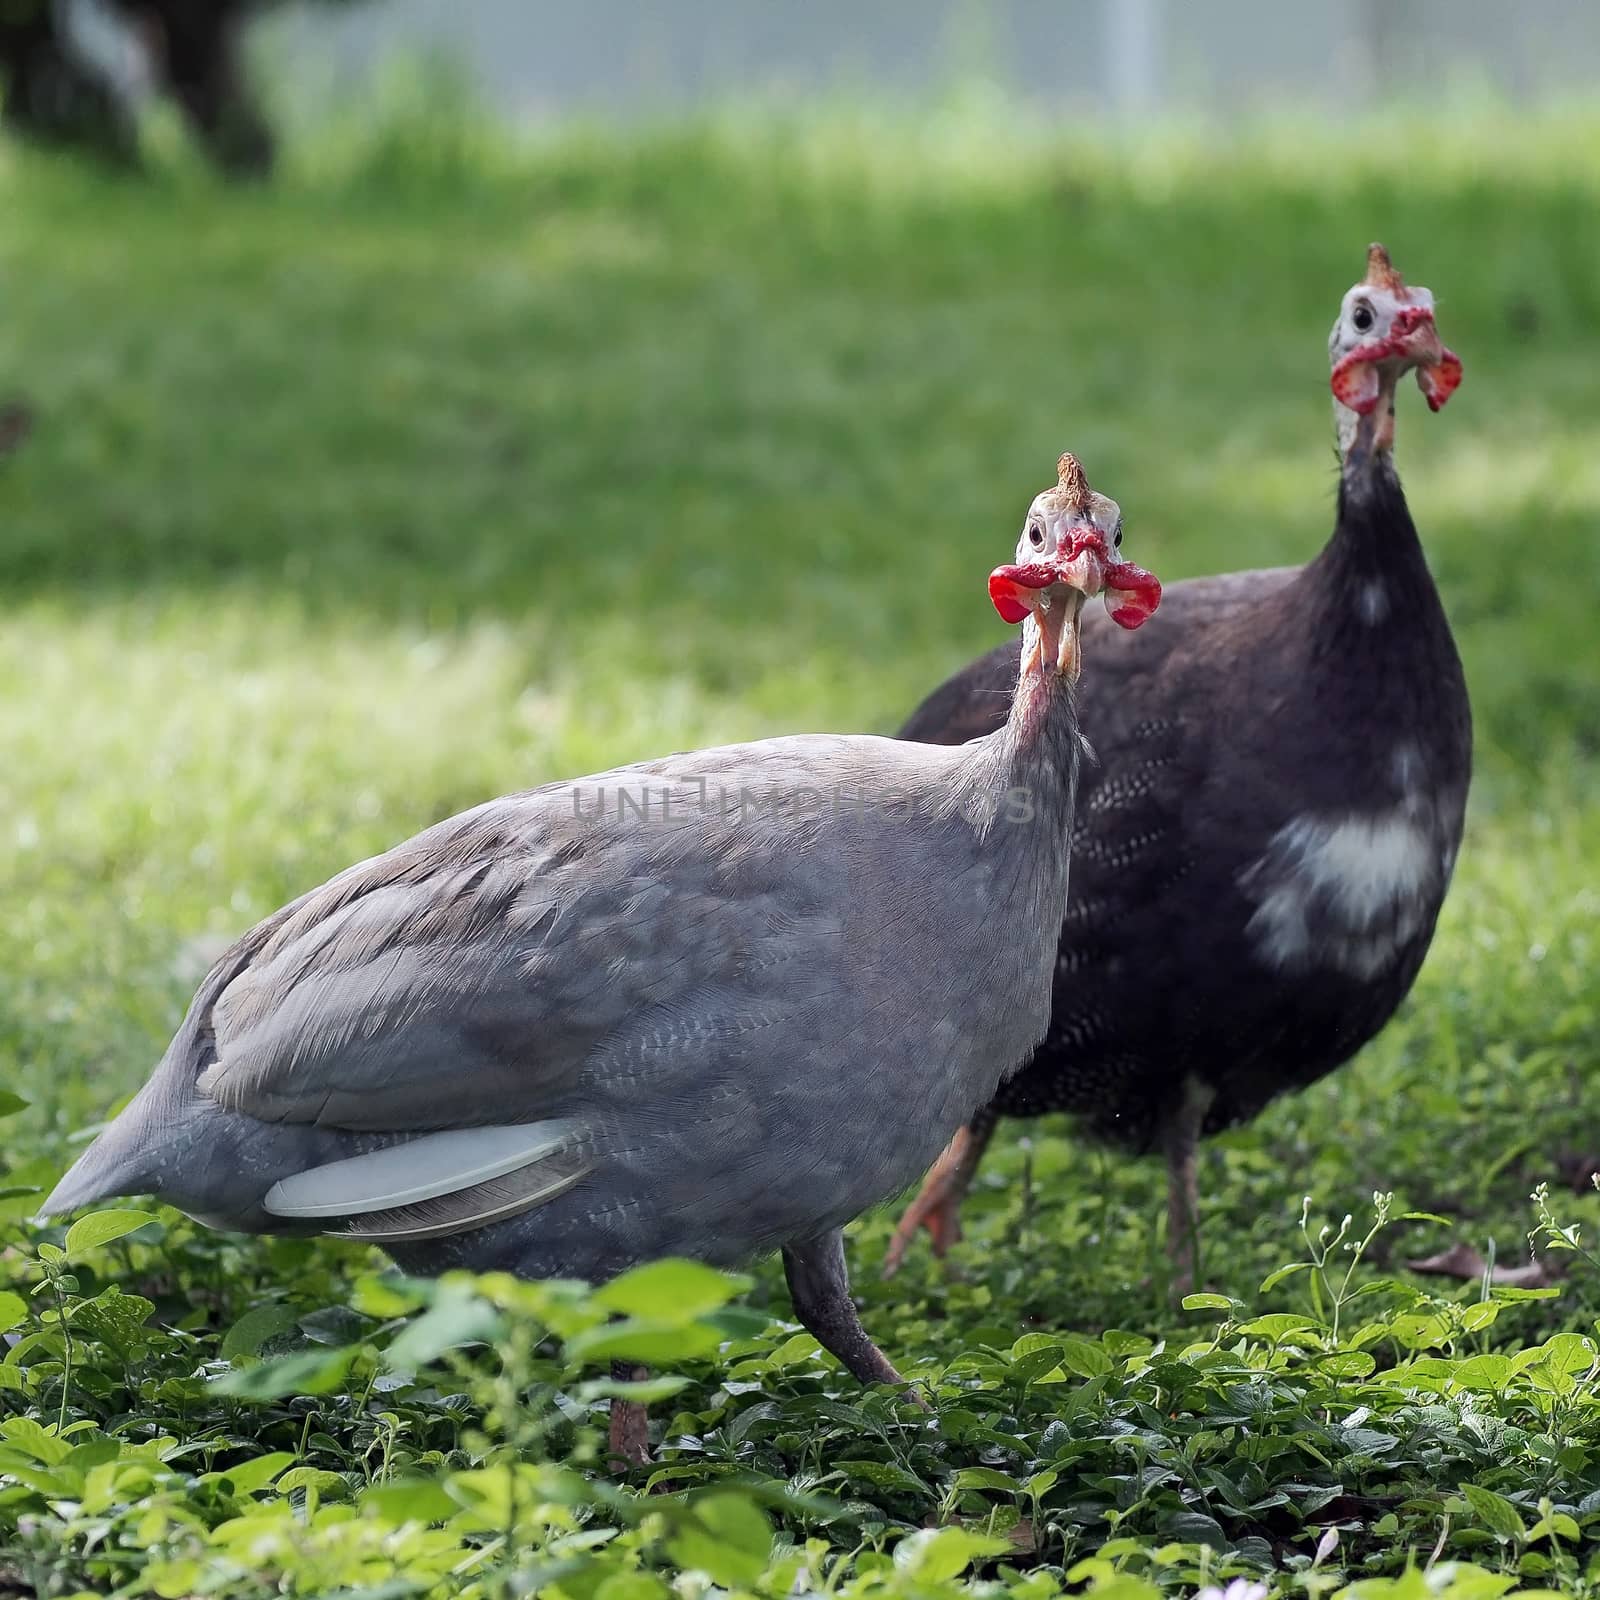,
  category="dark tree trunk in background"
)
[140,1,274,177]
[0,0,365,178]
[0,1,140,166]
